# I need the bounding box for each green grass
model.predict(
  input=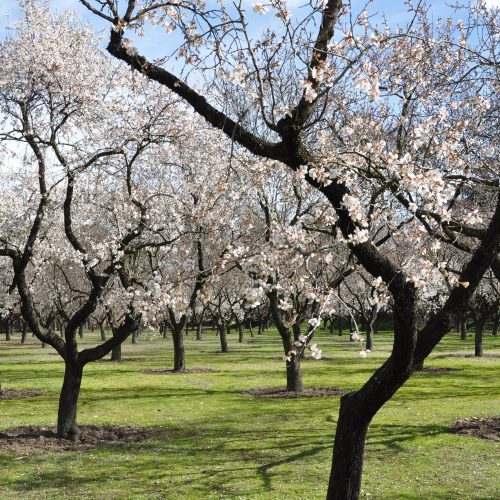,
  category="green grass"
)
[0,328,499,499]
